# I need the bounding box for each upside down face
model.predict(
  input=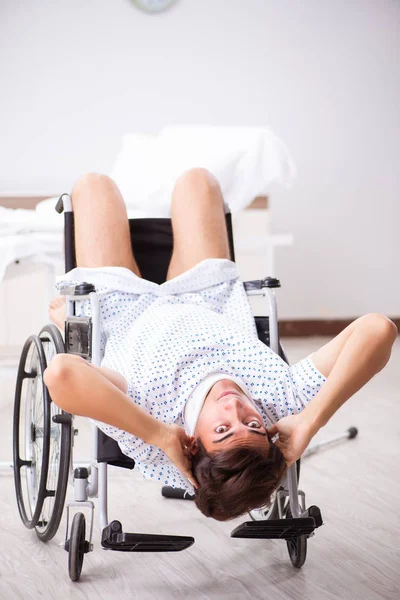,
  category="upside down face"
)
[190,380,270,455]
